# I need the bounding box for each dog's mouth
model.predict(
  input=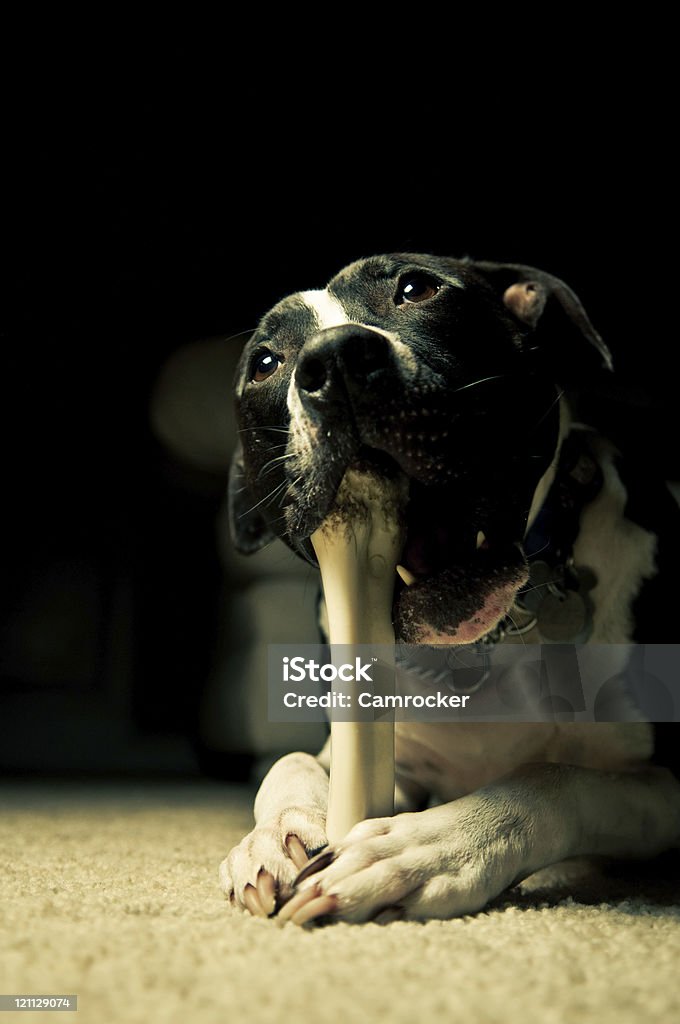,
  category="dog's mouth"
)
[393,482,529,645]
[297,445,529,645]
